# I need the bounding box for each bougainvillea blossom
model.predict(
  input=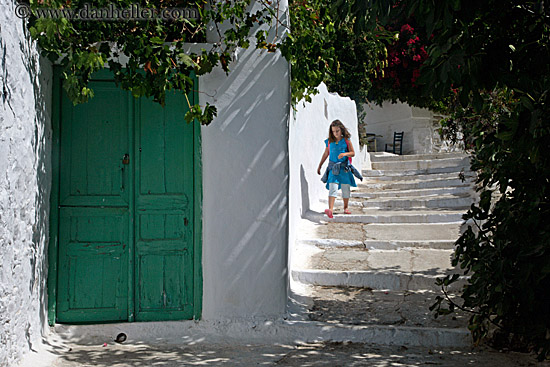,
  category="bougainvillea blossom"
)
[368,19,430,103]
